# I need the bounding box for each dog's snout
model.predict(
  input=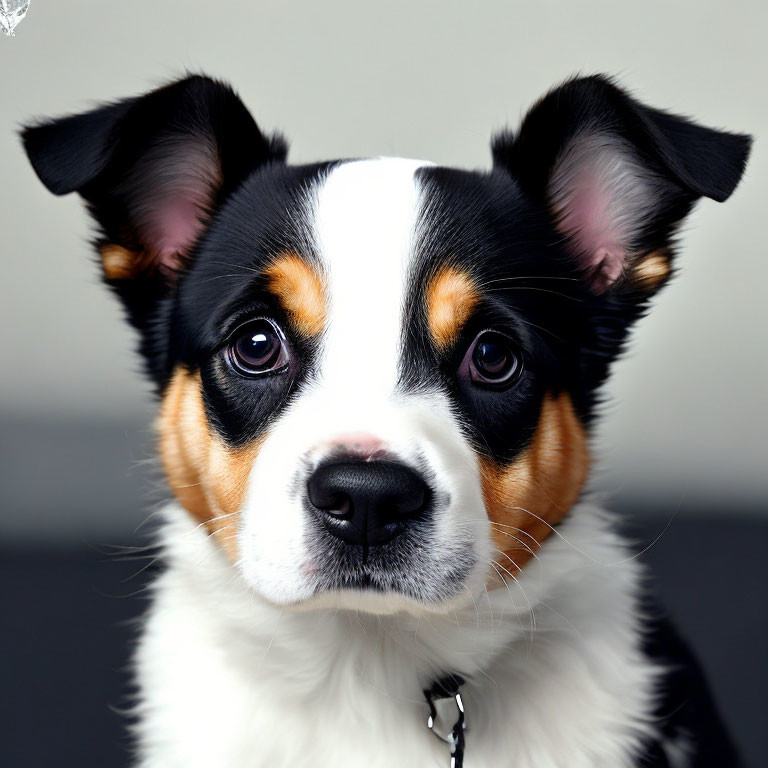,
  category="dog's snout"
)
[307,460,430,547]
[330,433,387,458]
